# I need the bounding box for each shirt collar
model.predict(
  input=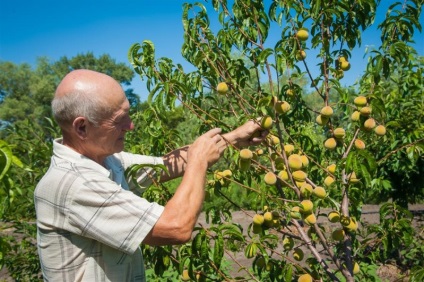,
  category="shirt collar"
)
[53,138,111,177]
